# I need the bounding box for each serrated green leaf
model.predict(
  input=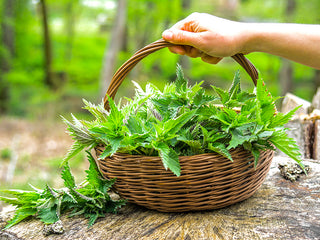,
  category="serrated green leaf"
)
[4,207,37,229]
[252,148,261,167]
[61,163,76,189]
[87,212,99,227]
[212,86,229,104]
[126,115,144,134]
[0,196,21,206]
[256,78,273,106]
[43,185,58,199]
[83,99,108,122]
[237,92,256,103]
[228,125,257,150]
[208,143,233,161]
[179,139,203,154]
[229,70,241,95]
[152,141,181,176]
[260,103,276,124]
[38,206,59,224]
[62,116,95,146]
[193,89,216,106]
[98,145,113,159]
[62,192,77,204]
[60,141,84,167]
[257,131,274,139]
[269,130,304,171]
[85,151,103,188]
[223,108,237,119]
[0,189,41,201]
[269,106,301,128]
[106,95,124,130]
[175,64,187,93]
[163,110,196,136]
